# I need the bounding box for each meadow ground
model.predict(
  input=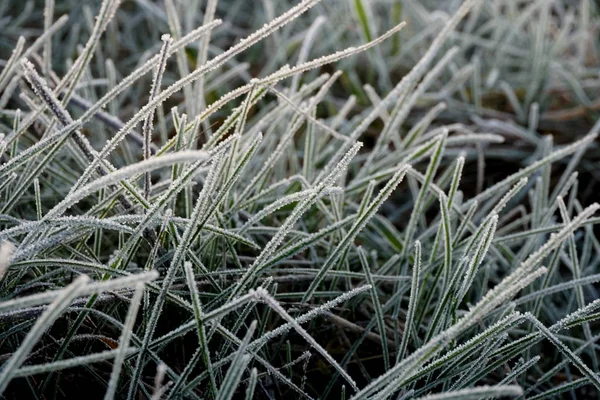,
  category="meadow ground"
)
[0,0,599,399]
